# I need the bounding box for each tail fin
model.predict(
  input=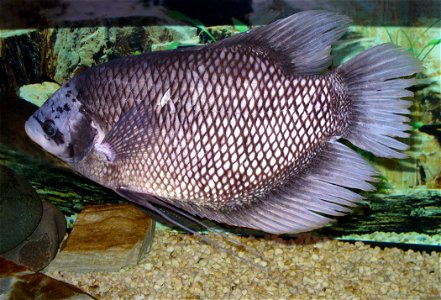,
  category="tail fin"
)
[336,44,422,158]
